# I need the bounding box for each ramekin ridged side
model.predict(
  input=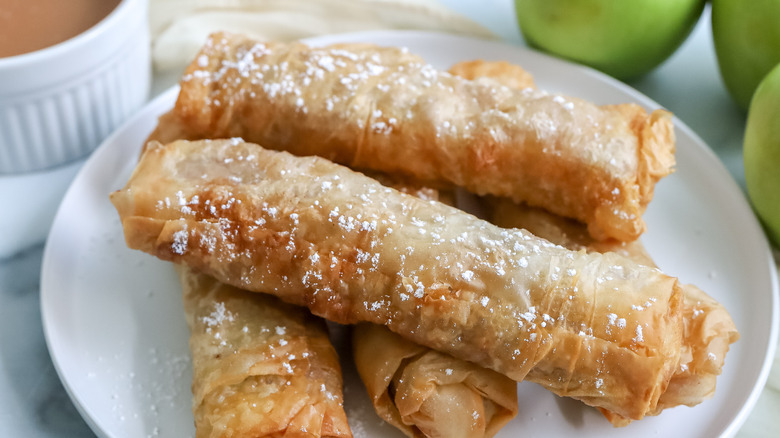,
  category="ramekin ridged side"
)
[0,0,150,174]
